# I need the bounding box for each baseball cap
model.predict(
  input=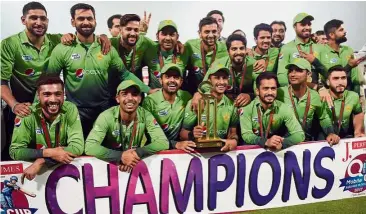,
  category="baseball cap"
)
[206,63,230,77]
[157,20,178,32]
[285,58,312,71]
[293,13,314,25]
[116,80,141,95]
[160,63,183,77]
